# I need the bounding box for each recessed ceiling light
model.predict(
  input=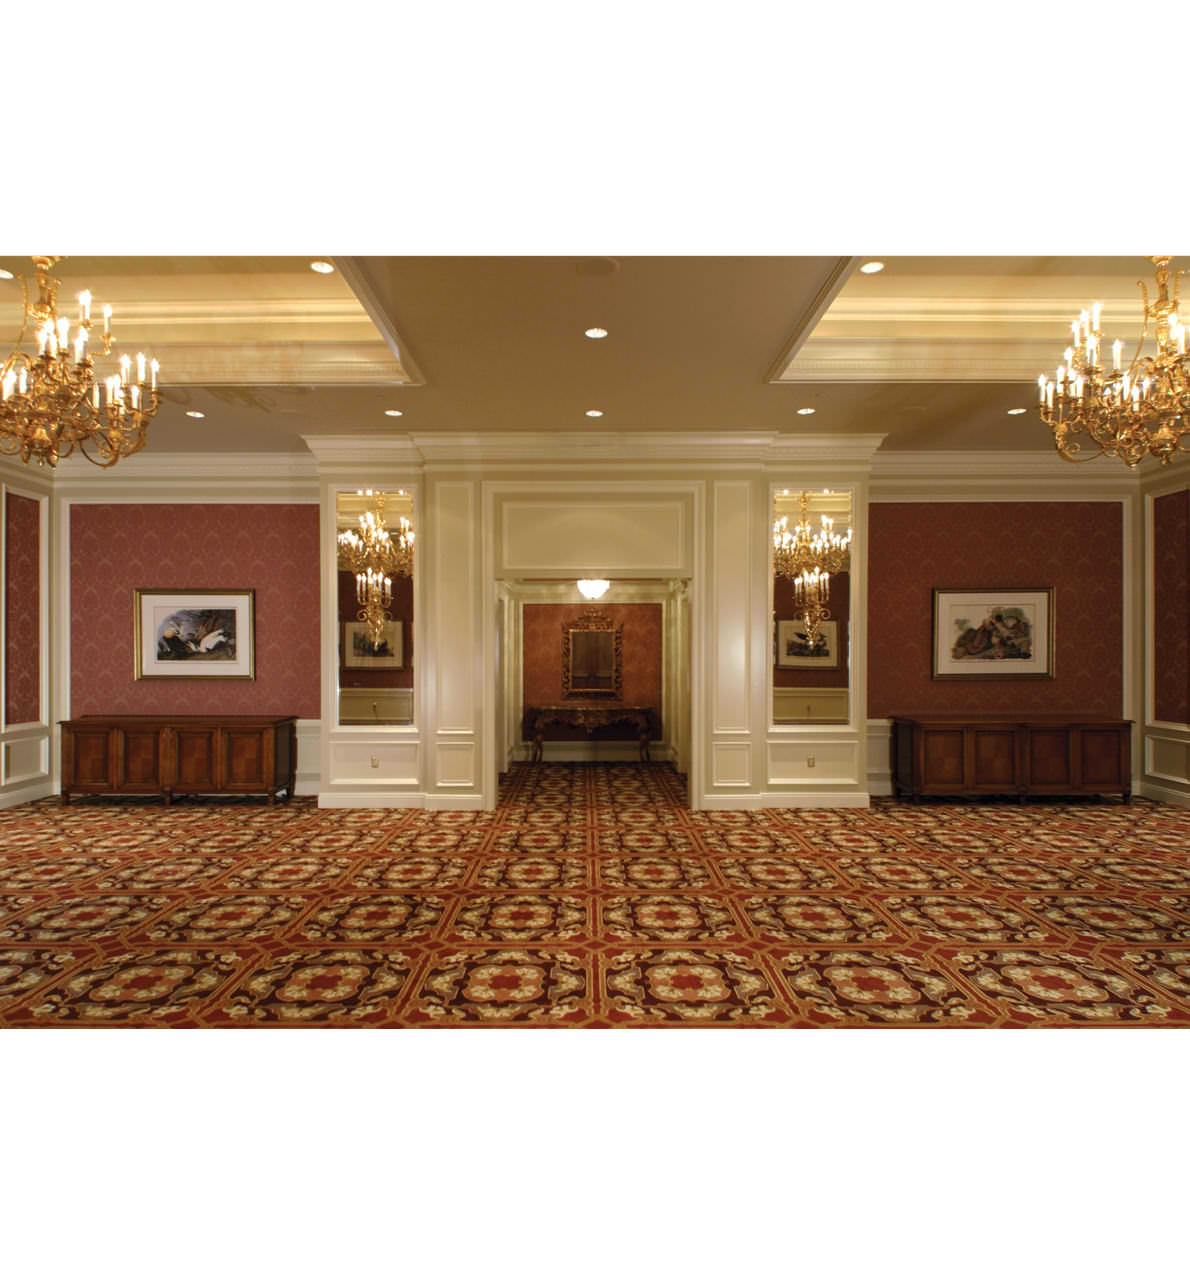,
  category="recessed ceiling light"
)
[185,410,205,419]
[586,409,603,417]
[0,268,13,280]
[584,327,608,339]
[1006,407,1027,415]
[796,407,816,415]
[385,409,403,417]
[310,260,334,274]
[859,260,884,274]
